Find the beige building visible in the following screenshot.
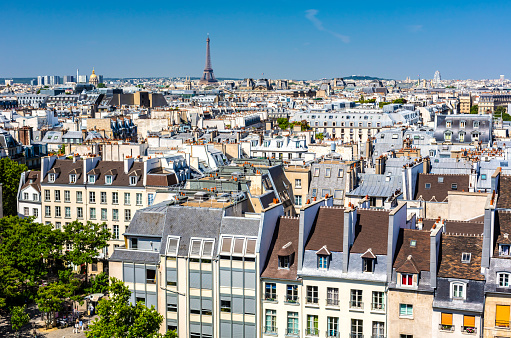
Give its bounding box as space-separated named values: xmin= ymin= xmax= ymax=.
xmin=284 ymin=164 xmax=311 ymax=213
xmin=459 ymin=95 xmax=472 ymax=114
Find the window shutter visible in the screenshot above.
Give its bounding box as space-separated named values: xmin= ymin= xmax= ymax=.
xmin=496 ymin=305 xmax=510 ymax=327
xmin=441 ymin=313 xmax=452 ymax=325
xmin=463 ymin=315 xmax=475 ymax=327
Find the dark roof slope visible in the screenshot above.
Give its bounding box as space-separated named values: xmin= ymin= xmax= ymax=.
xmin=350 ymin=209 xmax=390 ymax=255
xmin=414 ymin=173 xmax=469 ymax=201
xmin=261 ymin=216 xmax=300 ymax=280
xmin=305 ymin=207 xmax=345 ymax=252
xmin=43 ymin=159 xmax=82 ymax=184
xmin=438 ymin=234 xmax=484 ymax=281
xmin=21 ymin=171 xmax=41 ymax=192
xmin=498 ymin=175 xmax=511 ymax=209
xmin=393 ymin=229 xmax=431 ymax=273
xmin=494 ymin=211 xmax=511 ymax=257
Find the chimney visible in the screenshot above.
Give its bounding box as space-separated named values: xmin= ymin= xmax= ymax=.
xmin=124 ymin=157 xmax=134 ymax=174
xmin=429 ymin=220 xmax=443 ymax=288
xmin=365 ymin=138 xmax=372 ymax=158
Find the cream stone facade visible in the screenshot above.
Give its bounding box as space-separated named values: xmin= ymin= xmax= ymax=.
xmin=387 ymin=290 xmax=434 ymax=337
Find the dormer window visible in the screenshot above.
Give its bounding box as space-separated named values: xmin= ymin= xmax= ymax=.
xmin=279 ymin=255 xmax=290 ymax=269
xmin=105 ymin=175 xmax=113 ymax=185
xmin=500 ymin=244 xmax=511 ymax=257
xmin=69 ymin=174 xmax=76 ymax=184
xmin=48 ymin=173 xmax=56 ymax=183
xmin=88 ymin=175 xmax=96 ymax=183
xmin=363 ymin=258 xmax=375 ymax=273
xmin=446 ymin=121 xmax=452 ymax=128
xmin=499 ymin=272 xmax=510 ymax=287
xmin=129 ymin=176 xmax=137 ymax=185
xmin=461 ymin=252 xmax=471 ymax=263
xmin=318 ymin=255 xmax=329 ymax=269
xmin=401 ymin=274 xmax=414 ymax=286
xmin=451 ymin=282 xmax=466 ymax=299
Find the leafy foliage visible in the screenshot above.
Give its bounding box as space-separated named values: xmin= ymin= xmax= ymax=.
xmin=315 ymin=133 xmax=324 ymax=140
xmin=10 ymin=305 xmax=30 ymax=332
xmin=470 ymin=105 xmax=479 ymax=114
xmin=97 ymin=83 xmax=106 ymax=88
xmin=0 ymin=158 xmax=28 ymax=215
xmin=277 ymin=118 xmax=289 ymax=130
xmin=36 ymin=282 xmax=70 ymax=329
xmin=86 ymin=272 xmax=109 ymax=295
xmin=87 ymin=278 xmax=177 ymax=338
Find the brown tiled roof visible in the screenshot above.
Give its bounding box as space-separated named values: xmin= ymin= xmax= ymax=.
xmin=396 ymin=255 xmax=420 ymax=274
xmin=361 ymin=248 xmax=376 ymax=259
xmin=444 ymin=220 xmax=484 ymax=235
xmin=414 ymin=173 xmax=470 ymax=201
xmin=304 ymin=207 xmax=345 ymax=252
xmin=350 ymin=209 xmax=390 ymax=255
xmin=20 ymin=171 xmax=41 ymax=193
xmin=316 ymin=246 xmax=331 ymax=256
xmin=42 ymin=159 xmax=82 ymax=184
xmin=393 ymin=229 xmax=431 ymax=272
xmin=438 ymin=234 xmax=484 ymax=281
xmin=494 ymin=211 xmax=511 ymax=257
xmin=498 ymin=175 xmax=511 ymax=209
xmin=146 ymin=173 xmax=178 ymax=187
xmin=261 ymin=216 xmax=300 ymax=280
xmin=420 ymin=219 xmax=438 ymax=231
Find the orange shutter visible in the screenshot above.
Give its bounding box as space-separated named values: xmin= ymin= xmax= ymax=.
xmin=441 ymin=313 xmax=453 ymax=325
xmin=463 ymin=315 xmax=475 ymax=327
xmin=496 ymin=305 xmax=510 ymax=327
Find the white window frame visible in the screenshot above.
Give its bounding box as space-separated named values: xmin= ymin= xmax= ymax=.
xmin=165 ymin=236 xmax=180 ymax=256
xmin=48 ymin=173 xmax=56 ymax=183
xmin=129 ymin=176 xmax=137 ymax=186
xmin=188 ymin=237 xmax=215 ymax=258
xmin=461 ymin=252 xmax=471 ymax=263
xmin=105 ymin=175 xmax=113 ymax=185
xmin=88 ymin=175 xmax=96 ymax=183
xmin=69 ymin=174 xmax=76 ymax=184
xmin=450 ymin=282 xmax=466 ymax=299
xmin=498 ymin=272 xmax=510 ymax=287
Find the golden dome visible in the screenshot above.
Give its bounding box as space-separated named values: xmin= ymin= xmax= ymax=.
xmin=90 ymin=68 xmax=98 ymax=80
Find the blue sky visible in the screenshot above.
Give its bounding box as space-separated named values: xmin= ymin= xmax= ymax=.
xmin=1 ymin=0 xmax=509 ymax=80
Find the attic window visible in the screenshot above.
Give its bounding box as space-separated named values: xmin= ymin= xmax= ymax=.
xmin=166 ymin=236 xmax=180 ymax=256
xmin=438 ymin=177 xmax=444 ymax=183
xmin=129 ymin=176 xmax=137 ymax=185
xmin=88 ymin=175 xmax=96 ymax=183
xmin=105 ymin=175 xmax=113 ymax=185
xmin=69 ymin=174 xmax=76 ymax=184
xmin=425 ymin=183 xmax=431 ymax=189
xmin=48 ymin=173 xmax=56 ymax=183
xmin=499 ymin=244 xmax=510 ymax=257
xmin=318 ymin=255 xmax=329 ymax=269
xmin=279 ymin=255 xmax=290 ymax=269
xmin=461 ymin=252 xmax=471 ymax=263
xmin=451 ymin=183 xmax=458 ymax=190
xmin=363 ymin=258 xmax=374 ymax=273
xmin=410 ymin=240 xmax=417 ymax=247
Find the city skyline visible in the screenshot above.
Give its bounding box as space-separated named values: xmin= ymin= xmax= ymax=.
xmin=1 ymin=0 xmax=510 ymax=79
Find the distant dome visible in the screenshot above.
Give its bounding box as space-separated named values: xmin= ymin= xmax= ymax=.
xmin=89 ymin=68 xmax=99 ymax=85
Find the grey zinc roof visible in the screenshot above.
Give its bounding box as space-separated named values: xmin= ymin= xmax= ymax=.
xmin=109 ymin=248 xmax=160 ymax=264
xmin=348 ymin=173 xmax=402 ymax=198
xmin=125 ymin=205 xmax=167 ymax=237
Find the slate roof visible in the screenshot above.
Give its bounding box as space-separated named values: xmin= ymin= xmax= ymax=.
xmin=437 ymin=234 xmax=484 ymax=281
xmin=393 ymin=229 xmax=431 ymax=273
xmin=494 ymin=211 xmax=511 ymax=257
xmin=498 ymin=175 xmax=511 ymax=209
xmin=261 ymin=216 xmax=300 ymax=280
xmin=125 ymin=206 xmax=167 ymax=237
xmin=305 ymin=207 xmax=345 ymax=252
xmin=109 ymin=248 xmax=160 ymax=264
xmin=20 ymin=170 xmax=41 ymax=193
xmin=350 ymin=209 xmax=390 ymax=255
xmin=347 ymin=173 xmax=402 ymax=198
xmin=414 ymin=173 xmax=470 ymax=201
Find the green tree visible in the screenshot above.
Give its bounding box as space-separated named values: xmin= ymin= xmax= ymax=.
xmin=379 ymin=102 xmax=391 ymax=108
xmin=36 ymin=282 xmax=70 ymax=329
xmin=97 ymin=83 xmax=106 ymax=88
xmin=470 ymin=105 xmax=479 ymax=114
xmin=86 ymin=272 xmax=109 ymax=294
xmin=10 ymin=305 xmax=30 ymax=335
xmin=277 ymin=118 xmax=289 ymax=130
xmin=63 ymin=221 xmax=111 ymax=284
xmin=392 ymin=98 xmax=407 ymax=104
xmin=0 ymin=157 xmax=28 ymax=215
xmin=87 ymin=278 xmax=177 ymax=338
xmin=0 ymin=216 xmax=63 ymax=309
xmin=316 ymin=133 xmax=324 ymax=140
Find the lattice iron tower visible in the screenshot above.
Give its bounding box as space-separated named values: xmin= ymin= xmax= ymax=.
xmin=199 ymin=35 xmax=218 ymax=85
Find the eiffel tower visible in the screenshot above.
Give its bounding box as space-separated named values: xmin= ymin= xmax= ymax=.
xmin=199 ymin=35 xmax=218 ymax=85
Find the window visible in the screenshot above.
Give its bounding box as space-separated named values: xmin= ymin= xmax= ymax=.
xmin=372 ymin=321 xmax=385 ymax=338
xmin=499 ymin=244 xmax=510 ymax=256
xmin=55 ymin=222 xmax=61 ymax=230
xmin=318 ymin=255 xmax=329 ymax=269
xmin=32 ymin=193 xmax=38 ymax=201
xmin=444 ymin=131 xmax=452 ymax=141
xmin=148 ymin=194 xmax=154 ymax=206
xmin=33 ymin=208 xmax=38 ymax=217
xmin=327 ymin=317 xmax=339 ymax=338
xmin=265 ymin=309 xmax=277 ymax=334
xmin=481 ymin=174 xmax=487 ymax=180
xmin=400 ymin=335 xmax=413 ymax=338
xmin=279 ymin=255 xmax=290 ymax=269
xmin=451 ymin=282 xmax=466 ymax=299
xmin=473 ymin=121 xmax=479 ymax=128
xmin=461 ymin=121 xmax=466 ymax=128
xmin=438 ymin=177 xmax=444 ymax=183
xmin=54 ymin=190 xmax=60 ymax=202
xmin=496 ymin=305 xmax=510 ymax=328
xmin=461 ymin=252 xmax=471 ymax=263
xmin=334 ymin=190 xmax=343 ymax=199
xmin=351 ymin=319 xmax=363 ymax=338
xmin=55 ymin=206 xmax=61 ymax=217
xmin=286 ymin=311 xmax=299 ymax=336
xmin=69 ymin=174 xmax=76 ymax=184
xmin=100 ymin=192 xmax=107 ymax=204
xmin=112 ymin=225 xmax=119 ymax=240
xmin=325 ymin=168 xmax=331 ymax=177
xmin=294 ymin=195 xmax=302 ymax=205
xmin=350 ymin=289 xmax=363 ymax=309
xmin=90 ymin=208 xmax=96 ymax=219
xmin=286 ymin=285 xmax=298 ymax=303
xmin=401 ymin=273 xmax=413 ymax=286
xmin=101 ymin=208 xmax=107 ymax=220
xmin=129 ymin=176 xmax=137 ymax=185
xmin=338 ymin=169 xmax=344 ymax=177
xmin=392 ymin=134 xmax=399 ymax=139
xmin=88 ymin=175 xmax=95 ymax=183
xmin=372 ymin=291 xmax=384 ymax=311
xmin=306 ymin=315 xmax=318 ymax=336
xmin=167 ymin=299 xmax=177 ymax=312
xmin=451 ymin=183 xmax=458 ymax=190
xmin=76 ymin=191 xmax=82 ymax=203
xmin=295 ymin=179 xmax=301 ymax=188
xmin=146 ymin=269 xmax=156 ymax=284
xmin=112 ymin=192 xmax=118 ymax=204
xmin=410 ymin=240 xmax=417 ymax=247
xmin=399 ymin=304 xmax=413 ymax=317
xmin=24 ymin=192 xmax=29 ymax=200
xmin=48 ymin=173 xmax=56 ymax=183
xmin=463 ymin=315 xmax=476 ymax=333
xmin=124 ymin=193 xmax=130 ymax=205
xmin=264 ymin=283 xmax=276 ymax=301
xmin=112 ymin=209 xmax=119 ymax=221
xmin=440 ymin=313 xmax=453 ymax=331
xmin=65 ymin=207 xmax=71 ymax=218
xmin=459 ymin=132 xmax=465 ymax=142
xmin=363 ymin=258 xmax=374 ymax=273
xmin=125 ymin=209 xmax=131 ymax=222
xmin=446 ymin=121 xmax=452 ymax=128
xmin=307 ymin=285 xmax=318 ymax=304
xmin=77 ymin=207 xmax=83 ymax=218
xmin=220 ymin=300 xmax=231 ymax=313
xmin=131 ymin=238 xmax=138 ymax=249
xmin=23 ymin=207 xmax=29 ymax=216
xmin=314 ymin=168 xmax=320 ymax=177
xmin=64 ymin=190 xmax=70 ymax=202
xmin=105 ymin=175 xmax=113 ymax=184
xmin=425 ymin=183 xmax=431 ymax=189
xmin=136 ymin=193 xmax=142 ymax=206
xmin=499 ymin=272 xmax=510 ymax=287
xmin=327 ymin=287 xmax=339 ymax=306
xmin=89 ymin=191 xmax=95 ymax=203
xmin=311 ymin=188 xmax=317 ymax=197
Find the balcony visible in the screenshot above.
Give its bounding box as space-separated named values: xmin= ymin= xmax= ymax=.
xmin=264 ymin=326 xmax=278 ymax=335
xmin=326 ymin=331 xmax=339 ymax=338
xmin=371 ymin=303 xmax=385 ymax=312
xmin=326 ymin=298 xmax=339 ymax=307
xmin=461 ymin=326 xmax=476 ymax=334
xmin=438 ymin=324 xmax=454 ymax=332
xmin=285 ymin=295 xmax=299 ymax=304
xmin=349 ymin=300 xmax=364 ymax=310
xmin=306 ymin=296 xmax=319 ymax=305
xmin=305 ymin=328 xmax=319 ymax=337
xmin=286 ymin=328 xmax=299 ymax=336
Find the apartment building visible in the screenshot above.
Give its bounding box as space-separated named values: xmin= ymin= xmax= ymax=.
xmin=284 ymin=164 xmax=311 ymax=212
xmin=17 ymin=170 xmax=42 ymax=223
xmin=39 ymin=155 xmax=180 ymax=260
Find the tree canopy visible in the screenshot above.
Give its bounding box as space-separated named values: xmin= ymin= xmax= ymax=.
xmin=0 ymin=157 xmax=28 ymax=216
xmin=277 ymin=118 xmax=289 ymax=130
xmin=470 ymin=105 xmax=479 ymax=114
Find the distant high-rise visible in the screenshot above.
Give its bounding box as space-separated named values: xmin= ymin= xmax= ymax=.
xmin=501 ymin=75 xmax=505 ymax=81
xmin=199 ymin=35 xmax=218 ymax=85
xmin=37 ymin=76 xmax=44 ymax=86
xmin=78 ymin=75 xmax=88 ymax=83
xmin=433 ymin=70 xmax=441 ymax=84
xmin=49 ymin=75 xmax=60 ymax=85
xmin=63 ymin=75 xmax=75 ymax=83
